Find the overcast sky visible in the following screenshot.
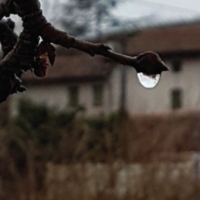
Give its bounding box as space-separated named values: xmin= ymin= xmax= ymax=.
xmin=111 ymin=0 xmax=200 ymax=22
xmin=11 ymin=0 xmax=200 ymax=34
xmin=40 ymin=0 xmax=200 ymax=20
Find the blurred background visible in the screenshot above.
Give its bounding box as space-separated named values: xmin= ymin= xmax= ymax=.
xmin=2 ymin=0 xmax=200 ymax=199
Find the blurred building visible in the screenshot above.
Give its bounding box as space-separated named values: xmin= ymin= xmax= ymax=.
xmin=10 ymin=20 xmax=200 ymax=116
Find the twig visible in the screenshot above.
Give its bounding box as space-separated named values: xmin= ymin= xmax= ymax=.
xmin=0 ymin=19 xmax=18 ymax=57
xmin=0 ymin=0 xmax=168 ymax=103
xmin=41 ymin=24 xmax=138 ymax=67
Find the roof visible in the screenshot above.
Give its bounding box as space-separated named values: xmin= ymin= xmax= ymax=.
xmin=126 ymin=21 xmax=200 ymax=55
xmin=22 ymin=53 xmax=113 ymax=83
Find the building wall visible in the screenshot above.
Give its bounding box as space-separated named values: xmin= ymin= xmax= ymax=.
xmin=125 ymin=57 xmax=200 ymax=115
xmin=10 ymin=84 xmax=68 ymax=116
xmin=10 ymin=57 xmax=200 ymax=117
xmin=10 ymin=76 xmax=121 ymax=117
xmin=105 ymin=65 xmax=122 ymax=113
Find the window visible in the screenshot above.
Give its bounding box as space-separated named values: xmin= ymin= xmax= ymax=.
xmin=172 ymin=60 xmax=182 ymax=72
xmin=93 ymin=84 xmax=104 ymax=106
xmin=68 ymin=85 xmax=79 ymax=107
xmin=171 ymin=88 xmax=182 ymax=109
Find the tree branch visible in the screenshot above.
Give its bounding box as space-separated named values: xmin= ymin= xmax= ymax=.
xmin=41 ymin=24 xmax=138 ymax=67
xmin=0 ymin=0 xmax=168 ymax=103
xmin=0 ymin=0 xmax=16 ymax=19
xmin=0 ymin=19 xmax=18 ymax=57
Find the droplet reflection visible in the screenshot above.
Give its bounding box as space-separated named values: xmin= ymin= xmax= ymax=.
xmin=137 ymin=73 xmax=161 ymax=89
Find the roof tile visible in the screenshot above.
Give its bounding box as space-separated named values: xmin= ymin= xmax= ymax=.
xmin=127 ymin=22 xmax=200 ymax=54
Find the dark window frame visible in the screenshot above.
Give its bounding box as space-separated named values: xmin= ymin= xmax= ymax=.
xmin=172 ymin=60 xmax=182 ymax=73
xmin=93 ymin=84 xmax=104 ymax=106
xmin=171 ymin=88 xmax=182 ymax=109
xmin=68 ymin=85 xmax=79 ymax=107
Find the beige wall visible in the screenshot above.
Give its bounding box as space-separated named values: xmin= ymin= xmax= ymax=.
xmin=124 ymin=58 xmax=200 ymax=115
xmin=10 ymin=78 xmax=119 ymax=117
xmin=10 ymin=57 xmax=200 ymax=117
xmin=10 ymin=85 xmax=68 ymax=116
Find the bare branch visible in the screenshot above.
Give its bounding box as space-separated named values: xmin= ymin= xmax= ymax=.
xmin=40 ymin=24 xmax=139 ymax=68
xmin=0 ymin=0 xmax=16 ymax=19
xmin=0 ymin=19 xmax=18 ymax=57
xmin=0 ymin=0 xmax=168 ymax=103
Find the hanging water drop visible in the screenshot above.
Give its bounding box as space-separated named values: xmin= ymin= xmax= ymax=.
xmin=137 ymin=73 xmax=161 ymax=89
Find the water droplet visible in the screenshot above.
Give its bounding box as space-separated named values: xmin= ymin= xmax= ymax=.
xmin=137 ymin=73 xmax=161 ymax=89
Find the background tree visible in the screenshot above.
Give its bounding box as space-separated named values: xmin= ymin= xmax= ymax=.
xmin=52 ymin=0 xmax=119 ymax=37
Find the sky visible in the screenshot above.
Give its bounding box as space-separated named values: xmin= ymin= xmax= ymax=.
xmin=10 ymin=0 xmax=200 ymax=35
xmin=39 ymin=0 xmax=200 ymax=21
xmin=45 ymin=0 xmax=200 ymax=34
xmin=111 ymin=0 xmax=200 ymax=23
